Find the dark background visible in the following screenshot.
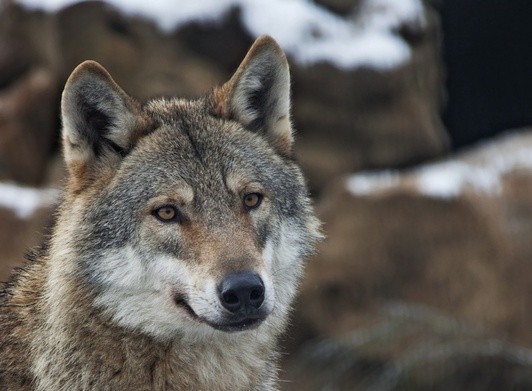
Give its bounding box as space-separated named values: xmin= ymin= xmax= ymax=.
xmin=442 ymin=0 xmax=532 ymax=147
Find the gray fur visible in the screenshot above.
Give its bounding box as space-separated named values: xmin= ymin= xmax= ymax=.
xmin=0 ymin=35 xmax=321 ymax=390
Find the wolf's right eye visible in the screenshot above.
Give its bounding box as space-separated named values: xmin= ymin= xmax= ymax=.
xmin=153 ymin=205 xmax=181 ymax=223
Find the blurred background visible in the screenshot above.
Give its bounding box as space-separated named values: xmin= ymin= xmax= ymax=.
xmin=1 ymin=0 xmax=532 ymax=389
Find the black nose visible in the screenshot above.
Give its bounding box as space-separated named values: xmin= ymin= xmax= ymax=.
xmin=218 ymin=272 xmax=265 ymax=313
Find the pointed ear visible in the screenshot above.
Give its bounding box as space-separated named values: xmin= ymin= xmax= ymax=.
xmin=61 ymin=61 xmax=151 ymax=186
xmin=214 ymin=35 xmax=294 ymax=156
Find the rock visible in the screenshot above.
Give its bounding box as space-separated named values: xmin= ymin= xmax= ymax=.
xmin=56 ymin=1 xmax=224 ymax=101
xmin=174 ymin=7 xmax=253 ymax=76
xmin=0 ymin=2 xmax=60 ymax=73
xmin=0 ymin=183 xmax=58 ymax=281
xmin=283 ymin=130 xmax=532 ymax=389
xmin=0 ymin=207 xmax=53 ymax=282
xmin=314 ymin=0 xmax=361 ymax=16
xmin=297 ymin=186 xmax=512 ymax=338
xmin=0 ymin=3 xmax=62 ymax=186
xmin=293 ymin=0 xmax=449 ymax=191
xmin=284 ymin=302 xmax=532 ymax=390
xmin=0 ymin=68 xmax=60 ymax=185
xmin=0 ymin=36 xmax=35 ymax=89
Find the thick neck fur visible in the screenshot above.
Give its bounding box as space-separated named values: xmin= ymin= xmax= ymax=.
xmin=34 ymin=281 xmax=277 ymax=390
xmin=16 ymin=218 xmax=280 ymax=391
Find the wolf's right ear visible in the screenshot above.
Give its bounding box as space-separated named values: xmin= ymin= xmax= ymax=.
xmin=61 ymin=61 xmax=151 ymax=187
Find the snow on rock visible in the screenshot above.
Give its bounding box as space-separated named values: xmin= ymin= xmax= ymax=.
xmin=0 ymin=183 xmax=59 ymax=219
xmin=347 ymin=131 xmax=532 ymax=199
xmin=17 ymin=0 xmax=425 ymax=70
xmin=346 ymin=170 xmax=402 ymax=196
xmin=416 ymin=162 xmax=501 ymax=199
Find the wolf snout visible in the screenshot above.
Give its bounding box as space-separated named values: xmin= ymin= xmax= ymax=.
xmin=218 ymin=272 xmax=265 ymax=314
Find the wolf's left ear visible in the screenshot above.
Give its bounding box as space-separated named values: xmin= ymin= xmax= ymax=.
xmin=214 ymin=35 xmax=293 ymax=156
xmin=61 ymin=61 xmax=151 ymax=186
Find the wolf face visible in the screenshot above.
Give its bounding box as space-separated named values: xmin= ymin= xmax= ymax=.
xmin=58 ymin=36 xmax=321 ymax=341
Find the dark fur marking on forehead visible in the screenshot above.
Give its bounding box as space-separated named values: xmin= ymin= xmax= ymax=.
xmin=180 ymin=119 xmax=204 ymax=164
xmin=144 ymin=98 xmax=216 ymax=165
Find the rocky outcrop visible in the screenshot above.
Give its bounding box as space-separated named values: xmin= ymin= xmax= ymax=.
xmin=0 ymin=69 xmax=60 ymax=185
xmin=55 ymin=1 xmax=224 ymax=101
xmin=0 ymin=3 xmax=61 ymax=186
xmin=294 ymin=1 xmax=448 ymax=190
xmin=284 ymin=130 xmax=532 ymax=389
xmin=285 ymin=302 xmax=532 ymax=390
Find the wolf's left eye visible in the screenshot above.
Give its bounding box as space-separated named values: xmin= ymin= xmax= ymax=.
xmin=243 ymin=193 xmax=263 ymax=210
xmin=153 ymin=205 xmax=181 ymax=223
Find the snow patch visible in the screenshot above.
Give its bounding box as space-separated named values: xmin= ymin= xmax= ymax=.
xmin=346 ymin=171 xmax=402 ymax=195
xmin=0 ymin=183 xmax=59 ymax=219
xmin=347 ymin=132 xmax=532 ymax=199
xmin=18 ymin=0 xmax=425 ymax=70
xmin=416 ymin=162 xmax=501 ymax=199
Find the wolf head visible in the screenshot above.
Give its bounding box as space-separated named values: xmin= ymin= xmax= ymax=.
xmin=58 ymin=36 xmax=321 ymax=340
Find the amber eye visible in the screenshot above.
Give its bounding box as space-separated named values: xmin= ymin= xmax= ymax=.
xmin=243 ymin=193 xmax=263 ymax=210
xmin=153 ymin=205 xmax=180 ymax=222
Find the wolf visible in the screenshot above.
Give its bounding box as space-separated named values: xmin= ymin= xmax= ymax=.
xmin=0 ymin=35 xmax=321 ymax=390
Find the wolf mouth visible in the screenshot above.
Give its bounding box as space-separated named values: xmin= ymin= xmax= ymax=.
xmin=174 ymin=294 xmax=265 ymax=332
xmin=207 ymin=317 xmax=265 ymax=333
